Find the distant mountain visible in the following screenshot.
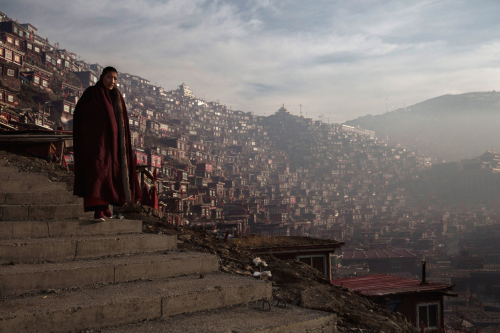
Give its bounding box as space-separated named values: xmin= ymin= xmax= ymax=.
xmin=346 ymin=91 xmax=500 ymax=162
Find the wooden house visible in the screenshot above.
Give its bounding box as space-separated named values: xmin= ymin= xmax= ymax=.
xmin=0 ymin=21 xmax=27 ymax=42
xmin=0 ymin=87 xmax=18 ymax=106
xmin=147 ymin=150 xmax=162 ymax=172
xmin=133 ymin=149 xmax=148 ymax=165
xmin=331 ymin=270 xmax=454 ymax=331
xmin=72 ymin=70 xmax=98 ymax=88
xmin=51 ymin=100 xmax=76 ymax=123
xmin=0 ymin=43 xmax=24 ymax=91
xmin=21 ymin=66 xmax=52 ymax=89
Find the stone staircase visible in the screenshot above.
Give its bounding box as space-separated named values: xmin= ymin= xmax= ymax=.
xmin=0 ymin=159 xmax=337 ymax=332
xmin=0 ymin=160 xmax=273 ymax=332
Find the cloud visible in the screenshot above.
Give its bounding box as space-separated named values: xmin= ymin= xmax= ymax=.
xmin=4 ymin=0 xmax=500 ymax=121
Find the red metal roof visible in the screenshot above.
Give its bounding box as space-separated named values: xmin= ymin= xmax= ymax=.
xmin=331 ymin=274 xmax=453 ymax=296
xmin=342 ymin=249 xmax=416 ymax=260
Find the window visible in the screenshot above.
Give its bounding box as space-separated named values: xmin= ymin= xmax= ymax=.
xmin=64 ymin=105 xmax=70 ymax=113
xmin=42 ymin=80 xmax=48 ymax=87
xmin=34 ymin=76 xmax=40 ymax=84
xmin=15 ymin=40 xmax=19 ymax=47
xmin=297 ymin=255 xmax=326 ymax=276
xmin=7 ymin=95 xmax=14 ymax=103
xmin=27 ymin=43 xmax=32 ymax=50
xmin=418 ymin=303 xmax=438 ymax=329
xmin=13 ymin=27 xmax=18 ymax=33
xmin=46 ymin=55 xmax=51 ymax=62
xmin=19 ymin=30 xmax=23 ymax=37
xmin=70 ymin=107 xmax=75 ymax=115
xmin=391 ymin=262 xmax=401 ymax=269
xmin=5 ymin=50 xmax=12 ymax=60
xmin=34 ymin=46 xmax=40 ymax=53
xmin=478 ymin=285 xmax=487 ymax=292
xmin=14 ymin=55 xmax=20 ymax=63
xmin=0 ymin=49 xmax=3 ymax=56
xmin=493 ymin=286 xmax=500 ymax=293
xmin=7 ymin=69 xmax=14 ymax=77
xmin=6 ymin=36 xmax=13 ymax=43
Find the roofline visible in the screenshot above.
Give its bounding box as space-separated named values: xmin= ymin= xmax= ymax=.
xmin=342 ymin=257 xmax=417 ymax=261
xmin=345 ymin=285 xmax=456 ymax=297
xmin=250 ymin=242 xmax=345 ymax=254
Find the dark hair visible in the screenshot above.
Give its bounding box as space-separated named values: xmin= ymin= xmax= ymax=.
xmin=101 ymin=66 xmax=118 ymax=78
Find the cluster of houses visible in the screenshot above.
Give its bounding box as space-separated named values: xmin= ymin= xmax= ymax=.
xmin=4 ymin=10 xmax=500 ymax=331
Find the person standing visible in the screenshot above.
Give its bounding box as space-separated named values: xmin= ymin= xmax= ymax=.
xmin=73 ymin=67 xmax=139 ymax=221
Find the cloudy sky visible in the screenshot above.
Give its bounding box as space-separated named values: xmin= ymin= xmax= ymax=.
xmin=4 ymin=0 xmax=500 ymax=121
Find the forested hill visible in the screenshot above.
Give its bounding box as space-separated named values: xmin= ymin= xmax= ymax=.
xmin=346 ymin=91 xmax=500 ymax=162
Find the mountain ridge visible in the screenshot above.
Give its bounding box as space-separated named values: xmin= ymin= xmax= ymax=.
xmin=346 ymin=91 xmax=500 ymax=162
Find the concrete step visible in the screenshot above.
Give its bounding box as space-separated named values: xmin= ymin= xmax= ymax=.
xmin=0 ymin=191 xmax=82 ymax=205
xmin=0 ymin=165 xmax=18 ymax=173
xmin=0 ymin=171 xmax=49 ymax=181
xmin=100 ymin=302 xmax=338 ymax=333
xmin=0 ymin=234 xmax=177 ymax=264
xmin=0 ymin=272 xmax=271 ymax=333
xmin=0 ymin=180 xmax=66 ymax=193
xmin=0 ymin=219 xmax=143 ymax=240
xmin=0 ymin=203 xmax=92 ymax=221
xmin=0 ymin=251 xmax=219 ymax=296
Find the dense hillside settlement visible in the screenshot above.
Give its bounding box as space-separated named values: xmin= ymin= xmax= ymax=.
xmin=3 ymin=9 xmax=500 ymax=332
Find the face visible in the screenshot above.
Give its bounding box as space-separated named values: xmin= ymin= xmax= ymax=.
xmin=102 ymin=71 xmax=117 ymax=90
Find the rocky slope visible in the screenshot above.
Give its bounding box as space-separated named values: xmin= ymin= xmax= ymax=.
xmin=134 ymin=211 xmax=417 ymax=333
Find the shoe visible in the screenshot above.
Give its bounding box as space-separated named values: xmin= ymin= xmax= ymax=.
xmin=94 ymin=210 xmax=105 ymax=222
xmin=104 ymin=207 xmax=113 ymax=218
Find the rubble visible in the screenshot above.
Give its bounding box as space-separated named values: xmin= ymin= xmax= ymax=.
xmin=136 ymin=215 xmax=417 ymax=333
xmin=0 ymin=150 xmax=74 ymax=190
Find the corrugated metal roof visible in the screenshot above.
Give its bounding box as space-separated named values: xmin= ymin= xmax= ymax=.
xmin=342 ymin=249 xmax=416 ymax=260
xmin=331 ymin=274 xmax=453 ymax=296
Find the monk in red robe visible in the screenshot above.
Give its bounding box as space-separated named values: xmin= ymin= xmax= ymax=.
xmin=73 ymin=67 xmax=139 ymax=221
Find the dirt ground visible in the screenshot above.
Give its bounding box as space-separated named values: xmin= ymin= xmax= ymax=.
xmin=0 ymin=150 xmax=74 ymax=191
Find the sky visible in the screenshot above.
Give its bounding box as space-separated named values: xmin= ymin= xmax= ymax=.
xmin=3 ymin=0 xmax=500 ymax=122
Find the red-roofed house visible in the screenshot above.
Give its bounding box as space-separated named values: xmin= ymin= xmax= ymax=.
xmin=332 ymin=272 xmax=454 ymax=331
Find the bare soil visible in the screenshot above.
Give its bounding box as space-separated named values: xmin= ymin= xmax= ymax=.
xmin=0 ymin=150 xmax=74 ymax=191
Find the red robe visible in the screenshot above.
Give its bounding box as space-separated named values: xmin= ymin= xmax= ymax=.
xmin=73 ymin=80 xmax=139 ymax=207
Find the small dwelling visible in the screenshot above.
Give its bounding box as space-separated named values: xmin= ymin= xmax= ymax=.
xmin=331 ymin=265 xmax=454 ymax=332
xmin=250 ymin=242 xmax=344 ymax=281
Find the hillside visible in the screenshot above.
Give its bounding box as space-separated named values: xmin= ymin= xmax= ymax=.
xmin=346 ymin=91 xmax=500 ymax=162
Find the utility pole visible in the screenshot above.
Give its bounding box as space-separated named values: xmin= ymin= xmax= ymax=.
xmin=299 ymin=104 xmax=302 ymax=117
